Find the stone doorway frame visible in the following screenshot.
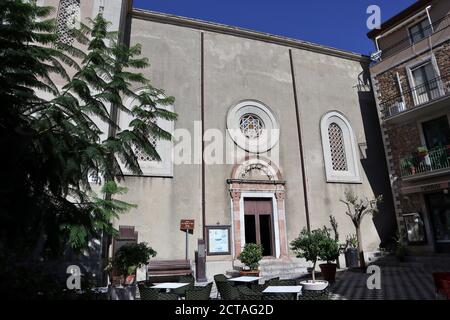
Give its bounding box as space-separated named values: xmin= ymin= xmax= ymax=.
xmin=228 ymin=157 xmax=288 ymax=259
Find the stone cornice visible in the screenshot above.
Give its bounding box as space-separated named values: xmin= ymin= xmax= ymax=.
xmin=132 ymin=9 xmax=369 ymax=63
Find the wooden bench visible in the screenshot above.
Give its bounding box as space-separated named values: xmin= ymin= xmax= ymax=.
xmin=147 ymin=260 xmax=193 ymax=283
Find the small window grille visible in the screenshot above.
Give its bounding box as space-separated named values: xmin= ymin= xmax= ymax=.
xmin=55 ymin=0 xmax=80 ymax=46
xmin=134 ymin=135 xmax=158 ymax=162
xmin=328 ymin=123 xmax=348 ymax=171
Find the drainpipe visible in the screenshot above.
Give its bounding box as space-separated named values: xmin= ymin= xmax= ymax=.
xmin=396 ymin=72 xmax=405 ymax=108
xmin=375 ymin=36 xmax=381 ymax=52
xmin=425 ymin=6 xmax=434 ymax=33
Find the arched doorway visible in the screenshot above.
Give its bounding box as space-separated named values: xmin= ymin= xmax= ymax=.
xmin=228 ymin=157 xmax=288 ymax=259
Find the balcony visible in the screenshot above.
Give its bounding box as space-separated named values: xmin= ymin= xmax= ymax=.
xmin=380 ymin=72 xmax=450 ymax=120
xmin=400 ymin=146 xmax=450 ymax=180
xmin=374 ymin=14 xmax=450 ymax=62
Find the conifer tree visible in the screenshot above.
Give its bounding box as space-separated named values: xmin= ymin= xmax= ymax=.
xmin=0 ymin=0 xmax=176 ymax=264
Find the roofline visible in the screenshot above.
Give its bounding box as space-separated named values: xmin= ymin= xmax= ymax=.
xmin=367 ymin=0 xmax=433 ymax=39
xmin=131 ymin=9 xmax=370 ymax=63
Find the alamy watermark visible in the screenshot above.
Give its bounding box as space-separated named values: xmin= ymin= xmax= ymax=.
xmin=66 ymin=265 xmax=81 ymax=290
xmin=367 ymin=5 xmax=381 ymax=30
xmin=366 ymin=265 xmax=381 ymax=290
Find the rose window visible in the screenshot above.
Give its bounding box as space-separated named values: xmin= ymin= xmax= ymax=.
xmin=239 ymin=114 xmax=264 ymax=139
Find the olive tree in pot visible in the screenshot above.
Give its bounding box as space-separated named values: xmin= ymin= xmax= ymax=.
xmin=318 ymin=228 xmax=340 ymax=282
xmin=238 ymin=243 xmax=263 ymax=276
xmin=107 ymin=242 xmax=156 ymax=300
xmin=290 ymin=228 xmax=329 ymax=291
xmin=340 ymin=190 xmax=383 ymax=269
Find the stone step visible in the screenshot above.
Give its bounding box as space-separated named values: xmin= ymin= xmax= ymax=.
xmin=228 ymin=258 xmax=309 ymax=280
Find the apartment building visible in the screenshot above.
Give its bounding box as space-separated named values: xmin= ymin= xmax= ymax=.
xmin=368 ymin=0 xmax=450 ymax=253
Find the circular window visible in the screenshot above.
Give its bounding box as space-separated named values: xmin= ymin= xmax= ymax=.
xmin=239 ymin=114 xmax=265 ymax=139
xmin=227 ymin=100 xmax=279 ymax=153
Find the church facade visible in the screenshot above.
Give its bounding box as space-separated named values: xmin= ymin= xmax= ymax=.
xmin=41 ymin=0 xmax=396 ymax=279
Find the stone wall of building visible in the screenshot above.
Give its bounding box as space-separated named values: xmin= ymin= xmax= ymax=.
xmin=374 ymin=40 xmax=450 ymax=179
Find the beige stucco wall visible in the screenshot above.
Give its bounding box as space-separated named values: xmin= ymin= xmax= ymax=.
xmin=112 ymin=14 xmax=396 ymax=270
xmin=114 ymin=19 xmax=203 ymax=260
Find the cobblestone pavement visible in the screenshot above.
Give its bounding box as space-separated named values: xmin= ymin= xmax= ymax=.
xmin=328 ymin=262 xmax=450 ymax=300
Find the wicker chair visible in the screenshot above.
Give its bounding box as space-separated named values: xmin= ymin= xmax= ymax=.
xmin=138 ymin=285 xmax=159 ymax=300
xmin=186 ymin=283 xmax=213 ymax=300
xmin=214 ymin=274 xmax=231 ymax=298
xmin=251 ymin=282 xmax=269 ymax=293
xmin=441 ymin=279 xmax=450 ymax=300
xmin=266 ymin=277 xmax=280 ymax=286
xmin=263 ymin=292 xmax=296 ymax=300
xmin=214 ymin=274 xmax=229 ymax=282
xmin=432 ymin=272 xmax=450 ymax=298
xmin=216 ymin=280 xmax=240 ymax=300
xmin=158 ymin=292 xmax=179 ymax=300
xmin=278 ymin=279 xmax=298 ymax=286
xmin=174 ymin=275 xmax=195 ymax=296
xmin=237 ymin=286 xmax=263 ymax=300
xmin=299 ymin=288 xmax=329 ymax=300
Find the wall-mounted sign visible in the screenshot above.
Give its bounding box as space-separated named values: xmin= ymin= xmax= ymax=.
xmin=403 ymin=213 xmax=426 ymax=244
xmin=180 ymin=219 xmax=195 ymax=233
xmin=206 ymin=225 xmax=231 ymax=255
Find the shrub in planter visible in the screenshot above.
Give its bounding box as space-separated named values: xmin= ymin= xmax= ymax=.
xmin=417 ymin=146 xmax=428 ymax=157
xmin=290 ymin=228 xmax=329 ymax=290
xmin=344 ymin=234 xmax=359 ymax=269
xmin=393 ymin=232 xmax=407 ymax=262
xmin=318 ymin=228 xmax=340 ymax=282
xmin=238 ymin=243 xmax=263 ymax=276
xmin=107 ymin=242 xmax=156 ymax=299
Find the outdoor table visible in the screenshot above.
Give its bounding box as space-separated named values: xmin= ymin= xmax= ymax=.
xmin=228 ymin=276 xmax=262 ymax=288
xmin=150 ymin=282 xmax=190 ymax=293
xmin=263 ymin=285 xmax=303 ymax=300
xmin=228 ymin=276 xmax=262 ymax=283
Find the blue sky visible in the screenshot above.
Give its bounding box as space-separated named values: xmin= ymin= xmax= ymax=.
xmin=133 ymin=0 xmax=417 ymax=55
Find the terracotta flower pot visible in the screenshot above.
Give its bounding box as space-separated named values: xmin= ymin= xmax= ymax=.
xmin=239 ymin=269 xmax=260 ymax=277
xmin=319 ymin=263 xmax=337 ymax=282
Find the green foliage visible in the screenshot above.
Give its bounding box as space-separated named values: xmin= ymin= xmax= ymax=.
xmin=392 ymin=231 xmax=407 ymax=261
xmin=0 ymin=1 xmax=176 ymax=262
xmin=290 ymin=228 xmax=339 ymax=264
xmin=238 ymin=243 xmax=263 ymax=270
xmin=318 ymin=233 xmax=340 ymax=263
xmin=345 ymin=234 xmax=358 ymax=249
xmin=291 ymin=228 xmax=323 ymax=263
xmin=340 ymin=190 xmax=383 ymax=228
xmin=329 ymin=215 xmax=339 ymax=242
xmin=109 ymin=243 xmax=157 ymax=278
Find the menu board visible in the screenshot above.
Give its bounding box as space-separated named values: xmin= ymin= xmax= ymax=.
xmin=207 ymin=226 xmax=231 ymax=255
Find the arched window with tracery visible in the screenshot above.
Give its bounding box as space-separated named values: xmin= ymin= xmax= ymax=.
xmin=320 ymin=111 xmax=361 ymax=183
xmin=55 ymin=0 xmax=81 ymax=46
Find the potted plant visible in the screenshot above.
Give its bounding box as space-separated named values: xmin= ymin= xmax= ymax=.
xmin=393 ymin=232 xmax=407 ymax=262
xmin=318 ymin=227 xmax=340 ymax=282
xmin=340 ymin=190 xmax=383 ymax=269
xmin=107 ymin=242 xmax=157 ymax=300
xmin=290 ymin=228 xmax=329 ymax=291
xmin=238 ymin=243 xmax=263 ymax=276
xmin=344 ymin=234 xmax=359 ymax=269
xmin=417 ymin=146 xmax=428 ymax=157
xmin=400 ymin=158 xmax=415 ymax=175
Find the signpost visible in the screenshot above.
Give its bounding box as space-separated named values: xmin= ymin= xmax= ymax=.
xmin=180 ymin=219 xmax=195 ymax=260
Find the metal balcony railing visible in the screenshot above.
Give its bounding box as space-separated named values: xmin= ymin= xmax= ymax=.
xmin=380 ymin=72 xmax=450 ymax=118
xmin=374 ymin=14 xmax=450 ymax=61
xmin=400 ymin=146 xmax=450 ymax=178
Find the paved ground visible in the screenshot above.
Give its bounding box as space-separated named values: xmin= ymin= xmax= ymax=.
xmin=328 ymin=261 xmax=450 ymax=300
xmin=208 ymin=258 xmax=450 ymax=300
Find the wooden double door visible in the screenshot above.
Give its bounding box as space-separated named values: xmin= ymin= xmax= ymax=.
xmin=243 ymin=198 xmax=275 ymax=257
